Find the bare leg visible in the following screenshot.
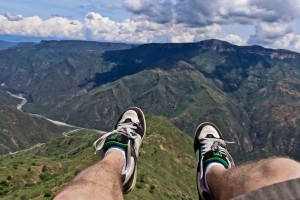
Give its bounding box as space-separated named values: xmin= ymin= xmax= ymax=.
xmin=55 ymin=150 xmax=124 ymax=200
xmin=206 ymin=157 xmax=300 ymax=200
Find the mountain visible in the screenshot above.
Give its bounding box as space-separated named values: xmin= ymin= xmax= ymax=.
xmin=0 ymin=39 xmax=299 ymax=161
xmin=0 ymin=40 xmax=16 ymax=50
xmin=0 ymin=115 xmax=197 ymax=200
xmin=0 ymin=40 xmax=136 ymax=155
xmin=44 ymin=61 xmax=248 ymax=157
xmin=0 ymin=40 xmax=135 ymax=105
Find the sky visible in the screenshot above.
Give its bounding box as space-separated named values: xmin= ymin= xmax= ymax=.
xmin=1 ymin=0 xmax=300 ymax=52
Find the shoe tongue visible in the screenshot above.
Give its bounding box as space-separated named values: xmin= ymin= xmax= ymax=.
xmin=119 ymin=110 xmax=139 ymax=123
xmin=202 ymin=126 xmax=220 ymax=139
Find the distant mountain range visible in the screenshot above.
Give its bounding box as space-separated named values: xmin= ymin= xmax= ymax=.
xmin=0 ymin=40 xmax=16 ymax=50
xmin=0 ymin=39 xmax=299 ymax=162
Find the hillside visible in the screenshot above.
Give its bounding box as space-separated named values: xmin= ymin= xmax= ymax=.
xmin=0 ymin=39 xmax=299 ymax=161
xmin=0 ymin=115 xmax=197 ymax=200
xmin=0 ymin=88 xmax=21 ymax=107
xmin=0 ymin=40 xmax=135 ymax=105
xmin=0 ymin=87 xmax=72 ymax=154
xmin=0 ymin=104 xmax=70 ymax=154
xmin=43 ymin=61 xmax=247 ymax=157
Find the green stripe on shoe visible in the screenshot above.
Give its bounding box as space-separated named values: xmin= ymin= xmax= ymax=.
xmin=104 ymin=141 xmax=128 ymax=149
xmin=204 ymin=157 xmax=229 ymax=168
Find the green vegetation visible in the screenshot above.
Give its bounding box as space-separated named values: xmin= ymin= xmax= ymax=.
xmin=126 ymin=114 xmax=196 ymax=200
xmin=0 ymin=105 xmax=69 ymax=154
xmin=0 ymin=129 xmax=99 ymax=199
xmin=0 ymin=115 xmax=197 ymax=200
xmin=0 ymin=39 xmax=300 ymax=175
xmin=0 ymin=88 xmax=21 ymax=107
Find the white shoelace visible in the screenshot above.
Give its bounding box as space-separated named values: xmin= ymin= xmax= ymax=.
xmin=201 ymin=138 xmax=234 ymax=154
xmin=93 ymin=122 xmax=139 ymax=154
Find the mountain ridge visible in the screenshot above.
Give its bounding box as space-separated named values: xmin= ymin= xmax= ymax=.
xmin=0 ymin=39 xmax=299 ymax=199
xmin=0 ymin=39 xmax=299 ymax=160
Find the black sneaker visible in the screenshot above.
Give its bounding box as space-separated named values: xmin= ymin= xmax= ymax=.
xmin=93 ymin=107 xmax=146 ymax=193
xmin=194 ymin=122 xmax=235 ymax=200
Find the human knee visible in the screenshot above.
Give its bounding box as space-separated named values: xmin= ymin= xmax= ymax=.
xmin=261 ymin=157 xmax=300 ymax=178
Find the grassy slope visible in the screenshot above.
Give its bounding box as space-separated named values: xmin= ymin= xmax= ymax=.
xmin=126 ymin=114 xmax=196 ymax=200
xmin=0 ymin=105 xmax=69 ymax=154
xmin=0 ymin=129 xmax=99 ymax=199
xmin=0 ymin=88 xmax=21 ymax=107
xmin=0 ymin=115 xmax=197 ymax=200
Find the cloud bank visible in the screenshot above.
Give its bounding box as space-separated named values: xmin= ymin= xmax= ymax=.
xmin=0 ymin=12 xmax=221 ymax=43
xmin=4 ymin=12 xmax=24 ymax=21
xmin=123 ymin=0 xmax=300 ymax=50
xmin=1 ymin=0 xmax=300 ymax=52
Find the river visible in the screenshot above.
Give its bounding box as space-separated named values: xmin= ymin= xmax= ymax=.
xmin=6 ymin=91 xmax=81 ymax=129
xmin=1 ymin=91 xmax=105 ymax=156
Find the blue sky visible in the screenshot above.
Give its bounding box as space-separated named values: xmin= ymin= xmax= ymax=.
xmin=1 ymin=0 xmax=300 ymax=52
xmin=0 ymin=0 xmax=129 ymax=21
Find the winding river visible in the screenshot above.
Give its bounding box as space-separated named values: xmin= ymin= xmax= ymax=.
xmin=1 ymin=91 xmax=105 ymax=156
xmin=6 ymin=91 xmax=79 ymax=128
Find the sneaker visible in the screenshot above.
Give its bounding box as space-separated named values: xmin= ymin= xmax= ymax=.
xmin=93 ymin=107 xmax=146 ymax=193
xmin=194 ymin=122 xmax=235 ymax=200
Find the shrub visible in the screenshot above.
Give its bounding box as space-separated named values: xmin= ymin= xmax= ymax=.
xmin=42 ymin=165 xmax=48 ymax=172
xmin=39 ymin=173 xmax=56 ymax=181
xmin=149 ymin=184 xmax=156 ymax=193
xmin=44 ymin=189 xmax=52 ymax=197
xmin=19 ymin=195 xmax=29 ymax=200
xmin=0 ymin=180 xmax=8 ymax=187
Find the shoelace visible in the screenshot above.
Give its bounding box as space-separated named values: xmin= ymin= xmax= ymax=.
xmin=93 ymin=122 xmax=139 ymax=154
xmin=201 ymin=137 xmax=235 ymax=153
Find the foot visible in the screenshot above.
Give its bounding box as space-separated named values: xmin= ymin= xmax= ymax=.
xmin=93 ymin=107 xmax=146 ymax=193
xmin=194 ymin=122 xmax=235 ymax=200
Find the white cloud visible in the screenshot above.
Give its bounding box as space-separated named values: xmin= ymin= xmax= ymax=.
xmin=123 ymin=0 xmax=147 ymax=12
xmin=294 ymin=35 xmax=300 ymax=49
xmin=42 ymin=17 xmax=84 ymax=38
xmin=4 ymin=12 xmax=24 ymax=21
xmin=223 ymin=34 xmax=247 ymax=46
xmin=248 ymin=22 xmax=292 ymax=45
xmin=121 ymin=0 xmax=300 ymax=51
xmin=268 ymin=33 xmax=300 ymax=50
xmin=272 ymin=33 xmax=296 ymax=49
xmin=83 ymin=12 xmax=221 ymax=43
xmin=122 ymin=0 xmax=300 ymax=26
xmin=1 ymin=1 xmax=300 ymax=52
xmin=0 ymin=15 xmax=83 ymax=38
xmin=122 ymin=0 xmax=279 ymax=26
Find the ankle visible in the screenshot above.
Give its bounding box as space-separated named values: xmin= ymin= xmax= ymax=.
xmin=204 ymin=163 xmax=225 ymax=191
xmin=206 ymin=165 xmax=227 ymax=199
xmin=104 ymin=149 xmax=126 ymax=172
